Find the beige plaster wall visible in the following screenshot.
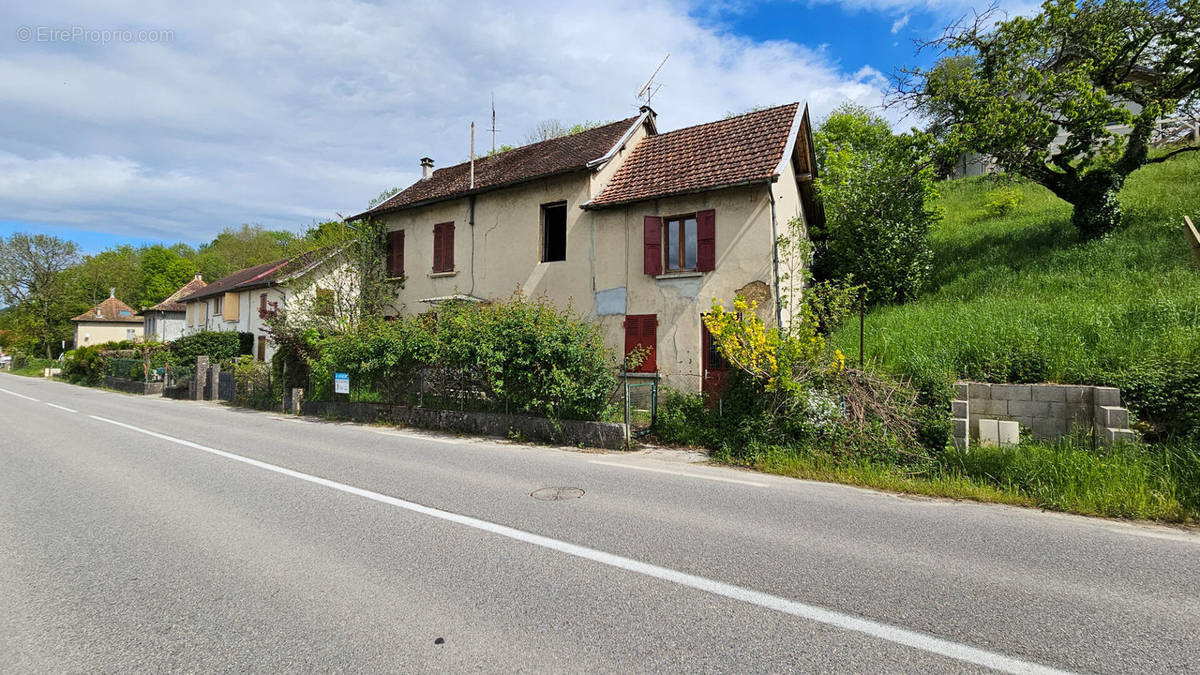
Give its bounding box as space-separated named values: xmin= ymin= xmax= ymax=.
xmin=74 ymin=321 xmax=143 ymax=346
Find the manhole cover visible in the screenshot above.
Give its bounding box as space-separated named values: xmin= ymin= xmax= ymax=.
xmin=531 ymin=487 xmax=585 ymax=501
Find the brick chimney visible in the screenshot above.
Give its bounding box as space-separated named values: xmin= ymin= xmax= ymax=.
xmin=420 ymin=157 xmax=434 ymax=181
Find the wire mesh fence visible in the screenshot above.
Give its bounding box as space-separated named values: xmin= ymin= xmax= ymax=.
xmin=105 ymin=357 xmax=155 ymax=382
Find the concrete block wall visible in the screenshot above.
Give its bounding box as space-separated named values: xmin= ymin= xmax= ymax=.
xmin=951 ymin=382 xmax=1136 ymax=448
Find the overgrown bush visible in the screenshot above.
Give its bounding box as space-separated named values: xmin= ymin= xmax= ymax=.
xmin=983 ymin=186 xmax=1023 ymax=216
xmin=307 ymin=294 xmax=616 ymax=420
xmin=231 ymin=355 xmax=278 ymax=410
xmin=811 ymin=103 xmax=938 ymax=305
xmin=62 ymin=340 xmax=136 ymax=385
xmin=168 ymin=331 xmax=245 ymax=366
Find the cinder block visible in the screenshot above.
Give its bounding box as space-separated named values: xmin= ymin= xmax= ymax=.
xmin=997 ymin=420 xmax=1020 ymax=447
xmin=954 ymin=382 xmax=969 ymax=399
xmin=1058 ymin=385 xmax=1089 ymax=403
xmin=980 ymin=399 xmax=1008 ymax=416
xmin=991 ymin=384 xmax=1032 ymax=401
xmin=952 ymin=418 xmax=969 ymax=438
xmin=1102 ymin=427 xmax=1137 ymax=445
xmin=1032 ymin=386 xmax=1066 ymax=402
xmin=968 ymin=382 xmax=992 ymax=400
xmin=952 ymin=400 xmax=969 ymax=417
xmin=978 ymin=419 xmax=1000 ymax=447
xmin=1029 ymin=418 xmax=1058 ymax=441
xmin=1009 ymin=400 xmax=1051 ymax=418
xmin=1097 ymin=405 xmax=1129 ymax=429
xmin=1093 ymin=386 xmax=1121 ymax=407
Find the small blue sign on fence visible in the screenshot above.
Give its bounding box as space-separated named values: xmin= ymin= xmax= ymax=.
xmin=334 ymin=372 xmax=350 ymax=395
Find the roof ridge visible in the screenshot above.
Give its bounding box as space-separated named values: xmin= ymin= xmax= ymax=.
xmin=648 ymin=102 xmax=798 ymax=140
xmin=425 ymin=115 xmax=640 ymax=178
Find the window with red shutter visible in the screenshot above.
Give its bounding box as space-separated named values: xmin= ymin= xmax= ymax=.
xmin=433 ymin=222 xmax=454 ymax=273
xmin=643 ymin=216 xmax=663 ymax=275
xmin=696 ymin=209 xmax=716 ymax=271
xmin=386 ymin=230 xmax=405 ymax=277
xmin=624 ymin=314 xmax=657 ymax=373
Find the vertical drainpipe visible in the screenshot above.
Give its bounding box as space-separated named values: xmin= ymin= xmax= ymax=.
xmin=468 ymin=195 xmax=476 ymax=296
xmin=767 ymin=181 xmax=783 ymax=329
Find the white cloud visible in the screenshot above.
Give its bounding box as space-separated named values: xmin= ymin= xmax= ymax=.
xmin=891 ymin=14 xmax=910 ymax=33
xmin=0 ymin=0 xmax=893 ymax=243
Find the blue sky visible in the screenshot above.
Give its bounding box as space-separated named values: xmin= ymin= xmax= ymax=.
xmin=1 ymin=0 xmax=1026 ymax=254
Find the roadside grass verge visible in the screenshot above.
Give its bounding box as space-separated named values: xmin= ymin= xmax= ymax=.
xmin=7 ymin=358 xmax=57 ymax=378
xmin=716 ymin=439 xmax=1200 ymax=523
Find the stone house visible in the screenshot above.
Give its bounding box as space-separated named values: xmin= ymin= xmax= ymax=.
xmin=71 ymin=293 xmax=144 ymax=347
xmin=178 ymin=249 xmax=352 ymax=362
xmin=348 ymin=103 xmax=822 ymax=395
xmin=142 ymin=274 xmax=208 ymax=342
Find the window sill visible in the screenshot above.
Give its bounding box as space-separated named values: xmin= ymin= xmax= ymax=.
xmin=655 ymin=271 xmax=703 ymax=280
xmin=622 ymin=371 xmax=660 ymax=379
xmin=428 ymin=270 xmax=458 ymax=278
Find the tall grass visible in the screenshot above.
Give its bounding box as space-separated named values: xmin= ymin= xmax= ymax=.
xmin=739 ymin=439 xmax=1200 ymax=522
xmin=832 ymin=153 xmax=1200 ymax=386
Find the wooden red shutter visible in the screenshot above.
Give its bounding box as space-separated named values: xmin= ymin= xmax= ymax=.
xmin=643 ymin=216 xmax=663 ymax=276
xmin=696 ymin=209 xmax=716 ymax=272
xmin=386 ymin=231 xmax=399 ymax=276
xmin=432 ymin=224 xmax=443 ymax=272
xmin=259 ymin=293 xmax=267 ymax=312
xmin=624 ymin=314 xmax=657 ymax=373
xmin=444 ymin=223 xmax=454 ymax=271
xmin=398 ymin=229 xmax=405 ymax=276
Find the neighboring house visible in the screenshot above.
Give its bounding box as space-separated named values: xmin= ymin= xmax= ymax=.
xmin=348 ymin=103 xmax=822 ymax=395
xmin=71 ymin=292 xmax=143 ymax=347
xmin=177 ymin=249 xmax=351 ymax=362
xmin=142 ymin=274 xmax=208 ymax=342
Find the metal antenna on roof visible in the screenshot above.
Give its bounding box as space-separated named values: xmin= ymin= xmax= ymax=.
xmin=636 ymin=53 xmax=669 ymax=105
xmin=489 ymin=93 xmax=500 ymax=154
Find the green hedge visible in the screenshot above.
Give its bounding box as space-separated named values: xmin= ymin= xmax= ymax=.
xmin=168 ymin=331 xmax=253 ymax=366
xmin=308 ymin=296 xmax=616 ymax=420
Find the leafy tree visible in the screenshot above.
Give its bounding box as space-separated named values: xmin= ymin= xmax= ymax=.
xmin=368 ymin=188 xmax=401 ymax=210
xmin=896 ymin=0 xmax=1200 ymax=239
xmin=0 ymin=234 xmax=81 ymax=357
xmin=522 ymin=119 xmax=609 ymax=144
xmin=811 ymin=104 xmax=938 ymax=305
xmin=137 ymin=245 xmax=198 ymax=307
xmin=73 ymin=245 xmax=142 ymax=307
xmin=195 ymin=224 xmax=296 ymax=281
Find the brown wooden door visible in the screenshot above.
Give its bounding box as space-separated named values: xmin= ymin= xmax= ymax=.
xmin=701 ymin=319 xmax=730 ymax=401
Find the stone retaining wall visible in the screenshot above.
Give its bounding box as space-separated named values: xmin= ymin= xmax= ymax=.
xmin=301 ymin=400 xmax=628 ymax=449
xmin=103 ymin=376 xmax=164 ymax=396
xmin=952 ymin=382 xmax=1135 ymax=448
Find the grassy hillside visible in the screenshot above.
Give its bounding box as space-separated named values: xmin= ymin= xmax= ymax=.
xmin=832 ymin=153 xmax=1200 ymax=439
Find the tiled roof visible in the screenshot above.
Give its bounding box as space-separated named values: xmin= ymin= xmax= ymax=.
xmin=72 ymin=296 xmax=142 ymax=323
xmin=585 ymin=103 xmax=800 ymax=208
xmin=179 ymin=249 xmax=333 ymax=302
xmin=147 ymin=276 xmax=208 ymax=312
xmin=349 ymin=116 xmax=642 ymax=219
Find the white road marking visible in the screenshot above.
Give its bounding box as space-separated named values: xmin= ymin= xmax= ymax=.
xmin=0 ymin=387 xmax=39 ymax=402
xmin=589 ymin=459 xmax=769 ymax=487
xmin=87 ymin=413 xmax=1068 ymax=675
xmin=44 ymin=402 xmax=78 ymax=413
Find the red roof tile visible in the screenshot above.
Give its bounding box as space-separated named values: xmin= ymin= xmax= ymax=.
xmin=72 ymin=296 xmax=142 ymax=323
xmin=349 ymin=116 xmax=642 ymax=219
xmin=147 ymin=276 xmax=208 ymax=312
xmin=585 ymin=103 xmax=800 ymax=208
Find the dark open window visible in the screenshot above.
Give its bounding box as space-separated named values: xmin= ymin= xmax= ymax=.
xmin=541 ymin=202 xmax=567 ymax=262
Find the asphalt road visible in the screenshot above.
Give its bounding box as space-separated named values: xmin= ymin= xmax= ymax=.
xmin=1 ymin=374 xmax=1198 ymax=673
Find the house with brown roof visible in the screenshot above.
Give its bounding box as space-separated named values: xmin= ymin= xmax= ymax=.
xmin=72 ymin=292 xmax=144 ymax=347
xmin=143 ymin=274 xmax=208 ymax=342
xmin=177 ymin=249 xmax=352 ymax=362
xmin=349 ymin=103 xmax=821 ymax=395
